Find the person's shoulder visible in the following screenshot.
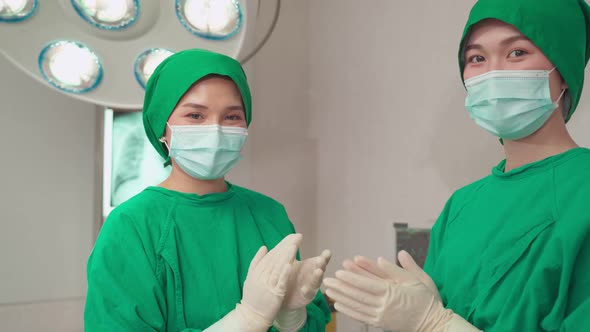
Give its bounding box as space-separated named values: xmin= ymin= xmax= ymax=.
xmin=112 ymin=187 xmax=172 ymax=215
xmin=554 ymin=147 xmax=590 ymax=178
xmin=231 ymin=184 xmax=291 ymax=220
xmin=450 ymin=174 xmax=492 ymax=204
xmin=100 ymin=188 xmax=173 ymax=237
xmin=91 ymin=189 xmax=169 ymax=267
xmin=539 ymin=148 xmax=590 ymax=243
xmin=232 ymin=184 xmax=286 ymax=209
xmin=553 ymin=148 xmax=590 ymax=199
xmin=433 ymin=174 xmax=493 ymax=226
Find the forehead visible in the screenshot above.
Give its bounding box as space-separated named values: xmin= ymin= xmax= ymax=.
xmin=182 ymin=75 xmax=241 ymax=98
xmin=466 ymin=19 xmax=527 ymax=45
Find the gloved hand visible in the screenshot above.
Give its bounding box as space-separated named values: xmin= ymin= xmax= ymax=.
xmin=324 ymin=251 xmax=481 ymax=332
xmin=283 ymin=249 xmax=332 ymax=309
xmin=347 ymin=251 xmax=441 ymax=301
xmin=273 ymin=249 xmax=332 ymax=332
xmin=205 ymin=234 xmax=302 ymax=332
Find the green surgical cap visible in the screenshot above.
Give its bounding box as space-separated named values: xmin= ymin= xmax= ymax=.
xmin=142 ymin=48 xmax=252 ymax=163
xmin=459 ymin=0 xmax=590 ymax=121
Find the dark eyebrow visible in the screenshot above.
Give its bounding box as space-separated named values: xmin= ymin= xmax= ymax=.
xmin=499 ymin=35 xmax=531 ymax=46
xmin=465 ymin=35 xmax=530 ymax=53
xmin=180 ymin=103 xmax=244 ymax=111
xmin=464 ymin=43 xmax=483 ymax=53
xmin=180 ymin=102 xmax=208 ymax=109
xmin=226 ymin=105 xmax=244 ymax=111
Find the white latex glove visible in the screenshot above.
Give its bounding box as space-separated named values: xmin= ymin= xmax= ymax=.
xmin=205 ymin=234 xmax=302 ymax=332
xmin=347 ymin=251 xmax=440 ymax=301
xmin=324 ymin=251 xmax=481 ymax=332
xmin=273 ymin=249 xmax=332 ymax=332
xmin=283 ymin=249 xmax=332 ymax=309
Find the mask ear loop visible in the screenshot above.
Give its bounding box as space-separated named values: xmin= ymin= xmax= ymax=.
xmin=159 ymin=123 xmax=172 ymax=154
xmin=547 ymin=67 xmax=566 ymax=106
xmin=159 ymin=137 xmax=171 ymax=151
xmin=555 ymin=88 xmax=566 ymax=106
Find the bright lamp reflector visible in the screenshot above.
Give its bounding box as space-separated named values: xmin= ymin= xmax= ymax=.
xmin=39 ymin=41 xmax=103 ymax=93
xmin=71 ymin=0 xmax=138 ymax=30
xmin=134 ymin=49 xmax=174 ymax=88
xmin=0 ymin=0 xmax=37 ymax=22
xmin=177 ymin=0 xmax=241 ymax=39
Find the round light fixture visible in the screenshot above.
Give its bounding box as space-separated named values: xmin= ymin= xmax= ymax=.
xmin=176 ymin=0 xmax=242 ymax=40
xmin=71 ymin=0 xmax=139 ymax=30
xmin=38 ymin=41 xmax=103 ymax=94
xmin=1 ymin=0 xmax=275 ymax=109
xmin=134 ymin=48 xmax=174 ymax=89
xmin=0 ymin=0 xmax=37 ymax=22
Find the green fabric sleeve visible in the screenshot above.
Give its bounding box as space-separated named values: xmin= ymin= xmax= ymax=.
xmin=561 ymin=230 xmax=590 ymax=332
xmin=423 ymin=197 xmax=453 ymax=277
xmin=424 ymin=179 xmax=487 ymax=278
xmin=85 ymin=212 xmax=171 ymax=331
xmin=561 ymin=300 xmax=590 ymax=332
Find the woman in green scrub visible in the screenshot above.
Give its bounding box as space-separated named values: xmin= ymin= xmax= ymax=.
xmin=85 ymin=49 xmax=332 ymax=332
xmin=324 ymin=0 xmax=590 ymax=331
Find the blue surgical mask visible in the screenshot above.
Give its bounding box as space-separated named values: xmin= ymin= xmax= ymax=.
xmin=465 ymin=68 xmax=565 ymax=141
xmin=160 ymin=124 xmax=248 ymax=180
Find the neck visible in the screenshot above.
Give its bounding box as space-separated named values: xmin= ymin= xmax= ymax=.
xmin=160 ymin=164 xmax=227 ymax=195
xmin=503 ymin=110 xmax=578 ymax=171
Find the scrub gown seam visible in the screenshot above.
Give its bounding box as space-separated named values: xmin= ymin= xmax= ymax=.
xmin=446 ymin=179 xmax=490 ymax=228
xmin=551 ymin=167 xmax=561 ymax=221
xmin=466 ymin=218 xmax=555 ymax=320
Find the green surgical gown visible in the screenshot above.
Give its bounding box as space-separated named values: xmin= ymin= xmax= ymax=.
xmin=425 ymin=147 xmax=590 ymax=331
xmin=84 ymin=183 xmax=331 ymax=331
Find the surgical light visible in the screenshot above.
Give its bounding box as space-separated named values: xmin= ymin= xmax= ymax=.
xmin=0 ymin=1 xmax=280 ymax=109
xmin=71 ymin=0 xmax=139 ymax=30
xmin=0 ymin=0 xmax=37 ymax=22
xmin=134 ymin=48 xmax=174 ymax=89
xmin=39 ymin=41 xmax=103 ymax=94
xmin=176 ymin=0 xmax=242 ymax=40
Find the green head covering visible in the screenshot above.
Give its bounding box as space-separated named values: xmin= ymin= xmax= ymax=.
xmin=142 ymin=48 xmax=252 ymax=164
xmin=458 ymin=0 xmax=590 ymax=121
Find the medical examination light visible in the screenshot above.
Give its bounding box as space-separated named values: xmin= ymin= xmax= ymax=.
xmin=0 ymin=0 xmax=280 ymax=109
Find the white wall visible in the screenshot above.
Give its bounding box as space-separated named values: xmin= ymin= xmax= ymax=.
xmin=0 ymin=56 xmax=95 ymax=330
xmin=247 ymin=0 xmax=318 ymax=258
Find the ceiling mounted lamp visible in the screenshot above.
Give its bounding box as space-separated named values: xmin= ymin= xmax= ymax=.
xmin=0 ymin=0 xmax=280 ymax=109
xmin=0 ymin=0 xmax=37 ymax=22
xmin=38 ymin=40 xmax=103 ymax=94
xmin=176 ymin=0 xmax=241 ymax=40
xmin=134 ymin=48 xmax=174 ymax=89
xmin=71 ymin=0 xmax=140 ymax=30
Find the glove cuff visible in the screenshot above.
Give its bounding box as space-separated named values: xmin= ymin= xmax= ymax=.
xmin=273 ymin=307 xmax=307 ymax=332
xmin=236 ymin=302 xmax=273 ymax=332
xmin=444 ymin=314 xmax=482 ymax=332
xmin=203 ymin=304 xmax=271 ymax=332
xmin=419 ymin=304 xmax=455 ymax=332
